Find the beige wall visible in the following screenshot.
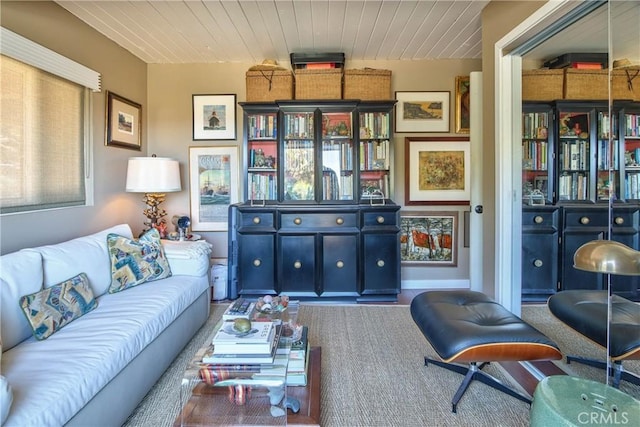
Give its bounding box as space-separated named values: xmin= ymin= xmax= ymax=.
xmin=0 ymin=1 xmax=147 ymax=255
xmin=147 ymin=58 xmax=481 ymax=278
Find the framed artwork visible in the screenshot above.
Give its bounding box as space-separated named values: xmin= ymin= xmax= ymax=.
xmin=192 ymin=94 xmax=237 ymax=140
xmin=405 ymin=136 xmax=470 ymax=205
xmin=400 ymin=211 xmax=458 ymax=266
xmin=395 ymin=91 xmax=450 ymax=133
xmin=105 ymin=91 xmax=142 ymax=150
xmin=455 ymin=76 xmax=470 ymax=134
xmin=189 ymin=146 xmax=239 ymax=231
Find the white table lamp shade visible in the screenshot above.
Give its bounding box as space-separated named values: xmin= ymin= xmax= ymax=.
xmin=126 ymin=157 xmax=181 ymax=193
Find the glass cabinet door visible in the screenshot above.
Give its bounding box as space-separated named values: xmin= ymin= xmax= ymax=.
xmin=283 ymin=112 xmax=315 ymax=201
xmin=246 ymin=111 xmax=278 ymax=201
xmin=321 ymin=111 xmax=353 ymax=201
xmin=623 ymin=109 xmax=640 ymax=201
xmin=522 ymin=107 xmax=551 ymax=205
xmin=557 ymin=109 xmax=592 ymax=201
xmin=359 ymin=110 xmax=391 ymax=200
xmin=596 ymin=109 xmax=620 ymax=202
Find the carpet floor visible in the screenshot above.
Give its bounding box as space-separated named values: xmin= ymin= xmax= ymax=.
xmin=122 ymin=303 xmax=639 ymax=427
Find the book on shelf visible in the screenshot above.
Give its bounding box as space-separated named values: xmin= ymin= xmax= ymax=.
xmin=213 ymin=322 xmax=280 ymax=355
xmin=222 ymin=298 xmax=255 ymax=320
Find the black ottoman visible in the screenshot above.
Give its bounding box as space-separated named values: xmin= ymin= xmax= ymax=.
xmin=410 ymin=290 xmax=562 ymax=412
xmin=548 ymin=290 xmax=640 ymax=387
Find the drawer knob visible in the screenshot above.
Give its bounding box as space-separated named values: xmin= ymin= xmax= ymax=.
xmin=580 ymin=216 xmax=590 ymax=225
xmin=615 ymin=216 xmax=624 ymax=225
xmin=336 ymin=217 xmax=344 ymax=225
xmin=336 ymin=260 xmax=344 ymax=268
xmin=377 ymin=216 xmax=385 ymax=224
xmin=377 ymin=259 xmax=385 ymax=268
xmin=294 ymin=218 xmax=302 ymax=225
xmin=533 ymin=259 xmax=543 ymax=268
xmin=534 ymin=216 xmax=544 ymax=224
xmin=252 ymin=216 xmax=261 ymax=224
xmin=294 ymin=260 xmax=302 ymax=269
xmin=253 ymin=259 xmax=261 ymax=267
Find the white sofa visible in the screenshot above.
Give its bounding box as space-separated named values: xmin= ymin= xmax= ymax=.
xmin=0 ymin=224 xmax=211 ymax=426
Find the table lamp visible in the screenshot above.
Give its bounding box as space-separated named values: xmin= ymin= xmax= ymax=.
xmin=126 ymin=155 xmax=181 ymax=232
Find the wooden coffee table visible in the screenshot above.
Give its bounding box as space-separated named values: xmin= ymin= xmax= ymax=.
xmin=174 ymin=346 xmax=321 ymax=426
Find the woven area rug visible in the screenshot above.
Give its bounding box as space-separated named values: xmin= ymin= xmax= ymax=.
xmin=124 ymin=304 xmax=531 ymax=427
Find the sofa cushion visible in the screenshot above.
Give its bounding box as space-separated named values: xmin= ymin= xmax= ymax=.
xmin=0 ymin=375 xmax=12 ymax=425
xmin=0 ymin=250 xmax=43 ymax=350
xmin=23 ymin=224 xmax=133 ymax=298
xmin=107 ymin=228 xmax=172 ymax=293
xmin=19 ymin=273 xmax=98 ymax=340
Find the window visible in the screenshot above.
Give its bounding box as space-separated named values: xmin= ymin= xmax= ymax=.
xmin=0 ymin=28 xmax=100 ymax=214
xmin=1 ymin=55 xmax=88 ymax=213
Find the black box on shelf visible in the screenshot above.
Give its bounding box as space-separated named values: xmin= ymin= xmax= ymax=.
xmin=290 ymin=52 xmax=345 ymax=69
xmin=543 ymin=53 xmax=608 ymax=69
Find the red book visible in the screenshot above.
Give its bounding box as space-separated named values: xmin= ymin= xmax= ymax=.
xmin=570 ymin=62 xmax=603 ymax=69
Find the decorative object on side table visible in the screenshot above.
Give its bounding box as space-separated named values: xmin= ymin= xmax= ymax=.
xmin=126 ymin=155 xmax=182 ymax=235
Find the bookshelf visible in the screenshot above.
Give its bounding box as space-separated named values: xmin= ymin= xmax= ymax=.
xmin=521 ymin=100 xmax=640 ymax=303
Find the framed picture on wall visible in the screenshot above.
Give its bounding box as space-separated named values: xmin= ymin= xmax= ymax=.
xmin=455 ymin=76 xmax=470 ymax=134
xmin=192 ymin=94 xmax=237 ymax=140
xmin=189 ymin=146 xmax=239 ymax=231
xmin=400 ymin=211 xmax=458 ymax=266
xmin=395 ymin=91 xmax=450 ymax=133
xmin=404 ymin=136 xmax=470 ymax=205
xmin=105 ymin=91 xmax=142 ymax=150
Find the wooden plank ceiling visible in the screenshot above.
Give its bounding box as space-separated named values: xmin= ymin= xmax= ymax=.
xmin=54 ymin=0 xmax=489 ymax=64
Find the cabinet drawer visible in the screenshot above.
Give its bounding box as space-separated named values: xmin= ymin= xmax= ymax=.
xmin=362 ymin=211 xmax=397 ymax=227
xmin=238 ymin=211 xmax=275 ymax=228
xmin=280 ymin=212 xmax=357 ymax=229
xmin=522 ymin=210 xmax=558 ymax=228
xmin=563 ymin=210 xmax=609 ymax=228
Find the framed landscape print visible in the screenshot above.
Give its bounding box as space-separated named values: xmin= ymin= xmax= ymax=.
xmin=105 ymin=91 xmax=141 ymax=150
xmin=455 ymin=76 xmax=470 ymax=134
xmin=192 ymin=94 xmax=237 ymax=140
xmin=405 ymin=136 xmax=470 ymax=205
xmin=189 ymin=146 xmax=239 ymax=231
xmin=395 ymin=91 xmax=450 ymax=133
xmin=400 ymin=211 xmax=458 ymax=266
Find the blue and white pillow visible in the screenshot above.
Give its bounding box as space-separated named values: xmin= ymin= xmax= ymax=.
xmin=107 ymin=228 xmax=172 ymax=293
xmin=19 ymin=272 xmax=98 ymax=340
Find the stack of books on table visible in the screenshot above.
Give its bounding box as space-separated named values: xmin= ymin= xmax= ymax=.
xmin=278 ymin=325 xmax=310 ymax=386
xmin=203 ymin=320 xmax=281 ymax=365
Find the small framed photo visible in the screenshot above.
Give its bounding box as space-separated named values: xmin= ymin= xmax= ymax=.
xmin=395 ymin=91 xmax=450 ymax=133
xmin=400 ymin=211 xmax=458 ymax=266
xmin=192 ymin=94 xmax=237 ymax=140
xmin=105 ymin=91 xmax=142 ymax=150
xmin=405 ymin=136 xmax=470 ymax=205
xmin=189 ymin=146 xmax=239 ymax=231
xmin=454 ymin=76 xmax=470 ymax=134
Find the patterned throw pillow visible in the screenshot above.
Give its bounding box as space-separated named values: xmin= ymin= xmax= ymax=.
xmin=19 ymin=273 xmax=98 ymax=340
xmin=107 ymin=228 xmax=172 ymax=293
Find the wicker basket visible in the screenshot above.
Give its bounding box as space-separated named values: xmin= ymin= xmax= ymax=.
xmin=522 ymin=69 xmax=564 ymax=101
xmin=294 ymin=69 xmax=342 ymax=100
xmin=343 ymin=69 xmax=392 ymax=100
xmin=246 ymin=69 xmax=293 ymax=102
xmin=612 ymin=69 xmax=640 ymax=101
xmin=563 ymin=69 xmax=608 ymax=100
